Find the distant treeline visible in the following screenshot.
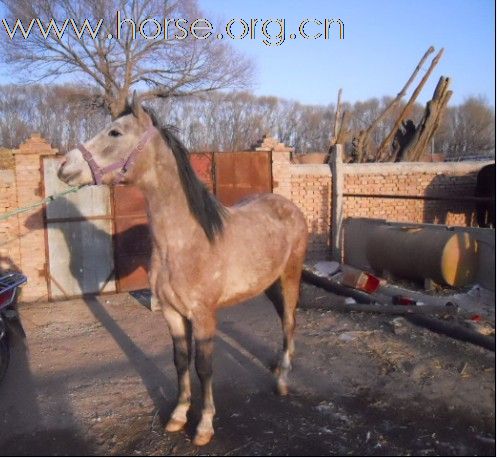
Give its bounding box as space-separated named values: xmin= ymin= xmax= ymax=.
xmin=0 ymin=84 xmax=494 ymax=160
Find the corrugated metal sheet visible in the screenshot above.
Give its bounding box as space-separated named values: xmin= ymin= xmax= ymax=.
xmin=190 ymin=152 xmax=214 ymax=191
xmin=214 ymin=151 xmax=272 ymax=206
xmin=113 ymin=186 xmax=151 ymax=292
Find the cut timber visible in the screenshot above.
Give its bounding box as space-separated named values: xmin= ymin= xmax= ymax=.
xmin=354 ymin=46 xmax=435 ymax=162
xmin=377 ymin=48 xmax=444 ymax=161
xmin=397 ymin=76 xmax=453 ymax=161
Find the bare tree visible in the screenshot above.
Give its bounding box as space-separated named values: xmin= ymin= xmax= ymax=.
xmin=443 ymin=97 xmax=495 ymax=160
xmin=0 ymin=0 xmax=253 ymax=116
xmin=1 ymin=84 xmax=493 ymax=161
xmin=0 ymin=83 xmax=109 ymax=149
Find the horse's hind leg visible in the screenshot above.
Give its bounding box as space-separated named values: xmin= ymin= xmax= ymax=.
xmin=163 ymin=306 xmax=192 ymax=432
xmin=266 ymin=250 xmax=305 ymax=395
xmin=149 ymin=248 xmax=162 ymax=312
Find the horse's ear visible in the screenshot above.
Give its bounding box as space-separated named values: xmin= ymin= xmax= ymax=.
xmin=130 ymin=91 xmax=149 ymax=124
xmin=131 ymin=90 xmax=141 ymax=117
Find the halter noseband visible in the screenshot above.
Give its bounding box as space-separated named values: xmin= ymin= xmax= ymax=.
xmin=78 ymin=124 xmax=157 ymax=185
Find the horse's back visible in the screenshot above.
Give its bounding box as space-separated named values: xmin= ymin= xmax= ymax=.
xmin=230 ymin=193 xmax=307 ymax=232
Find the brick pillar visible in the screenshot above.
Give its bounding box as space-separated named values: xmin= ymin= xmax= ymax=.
xmin=253 ymin=135 xmax=293 ymax=199
xmin=13 ymin=134 xmax=57 ymax=301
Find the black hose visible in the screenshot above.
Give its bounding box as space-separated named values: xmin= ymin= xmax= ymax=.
xmin=302 ymin=267 xmax=495 ymax=352
xmin=406 ymin=314 xmax=495 ymax=352
xmin=302 ymin=268 xmax=375 ymax=303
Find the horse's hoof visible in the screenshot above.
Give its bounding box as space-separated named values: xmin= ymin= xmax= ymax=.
xmin=277 ymin=380 xmax=289 ymax=396
xmin=165 ymin=417 xmax=186 ymax=432
xmin=150 ymin=295 xmax=162 ymax=312
xmin=193 ymin=430 xmax=214 ymax=446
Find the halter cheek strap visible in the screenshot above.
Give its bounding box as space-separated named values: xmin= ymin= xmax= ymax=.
xmin=78 ymin=124 xmax=157 ymax=185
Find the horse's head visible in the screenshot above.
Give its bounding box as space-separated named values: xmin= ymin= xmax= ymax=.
xmin=58 ymin=95 xmax=155 ymax=186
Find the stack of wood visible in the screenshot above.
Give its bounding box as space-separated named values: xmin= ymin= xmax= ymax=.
xmin=331 ymin=46 xmax=453 ymax=162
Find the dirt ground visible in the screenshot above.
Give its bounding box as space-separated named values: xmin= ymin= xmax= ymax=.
xmin=0 ymin=284 xmax=495 ymax=456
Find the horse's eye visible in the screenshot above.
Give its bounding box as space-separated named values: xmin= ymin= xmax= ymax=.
xmin=109 ymin=129 xmax=122 ymax=137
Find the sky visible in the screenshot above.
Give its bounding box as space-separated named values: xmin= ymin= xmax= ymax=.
xmin=198 ymin=0 xmax=495 ymax=106
xmin=0 ymin=0 xmax=494 ymax=107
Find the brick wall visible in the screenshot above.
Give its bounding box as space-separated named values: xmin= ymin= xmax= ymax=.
xmin=343 ymin=162 xmax=480 ymax=227
xmin=264 ymin=137 xmax=332 ymax=257
xmin=0 ymin=131 xmax=490 ymax=300
xmin=272 ymin=146 xmax=488 ymax=259
xmin=272 ymin=149 xmax=332 ymax=257
xmin=1 ymin=134 xmax=57 ymax=301
xmin=0 ymin=169 xmax=21 ymax=274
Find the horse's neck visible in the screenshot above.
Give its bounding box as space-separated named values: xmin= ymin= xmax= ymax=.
xmin=136 ymin=143 xmax=205 ymax=256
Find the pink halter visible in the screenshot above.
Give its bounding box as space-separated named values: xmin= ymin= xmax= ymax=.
xmin=78 ymin=124 xmax=157 ymax=185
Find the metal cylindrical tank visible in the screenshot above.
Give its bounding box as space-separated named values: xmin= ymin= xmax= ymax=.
xmin=366 ymin=225 xmax=478 ymax=287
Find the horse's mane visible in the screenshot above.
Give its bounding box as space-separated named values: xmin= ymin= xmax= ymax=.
xmin=117 ymin=105 xmax=225 ymax=242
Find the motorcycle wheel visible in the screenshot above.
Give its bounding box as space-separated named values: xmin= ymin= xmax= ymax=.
xmin=0 ymin=336 xmax=10 ymax=382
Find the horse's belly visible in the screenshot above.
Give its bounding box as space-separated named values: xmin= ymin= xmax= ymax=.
xmin=216 ymin=242 xmax=290 ymax=307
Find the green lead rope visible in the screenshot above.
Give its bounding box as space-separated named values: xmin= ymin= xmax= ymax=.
xmin=0 ymin=185 xmax=85 ymax=221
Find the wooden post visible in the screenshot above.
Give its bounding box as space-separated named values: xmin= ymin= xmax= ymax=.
xmin=330 ymin=144 xmax=344 ymax=262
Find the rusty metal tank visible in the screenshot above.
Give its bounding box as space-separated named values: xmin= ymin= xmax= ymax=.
xmin=366 ymin=225 xmax=478 ymax=287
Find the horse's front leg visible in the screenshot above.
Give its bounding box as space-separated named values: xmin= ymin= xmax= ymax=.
xmin=192 ymin=312 xmax=216 ymax=446
xmin=163 ymin=306 xmax=192 ymax=432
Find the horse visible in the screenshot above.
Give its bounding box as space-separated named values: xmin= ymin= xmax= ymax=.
xmin=57 ymin=95 xmax=308 ymax=446
xmin=475 ymin=163 xmax=495 ymax=228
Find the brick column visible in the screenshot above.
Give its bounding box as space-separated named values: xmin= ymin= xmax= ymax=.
xmin=253 ymin=135 xmax=293 ymax=199
xmin=13 ymin=134 xmax=57 ymax=301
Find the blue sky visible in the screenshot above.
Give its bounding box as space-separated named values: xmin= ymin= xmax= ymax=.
xmin=199 ymin=0 xmax=495 ymax=106
xmin=0 ymin=0 xmax=494 ymax=107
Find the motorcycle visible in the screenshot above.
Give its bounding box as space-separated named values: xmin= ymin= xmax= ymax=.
xmin=0 ymin=272 xmax=27 ymax=381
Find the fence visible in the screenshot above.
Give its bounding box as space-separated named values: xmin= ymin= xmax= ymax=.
xmin=0 ymin=133 xmax=491 ymax=300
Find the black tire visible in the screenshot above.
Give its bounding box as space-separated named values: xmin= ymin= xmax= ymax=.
xmin=0 ymin=336 xmax=10 ymax=382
